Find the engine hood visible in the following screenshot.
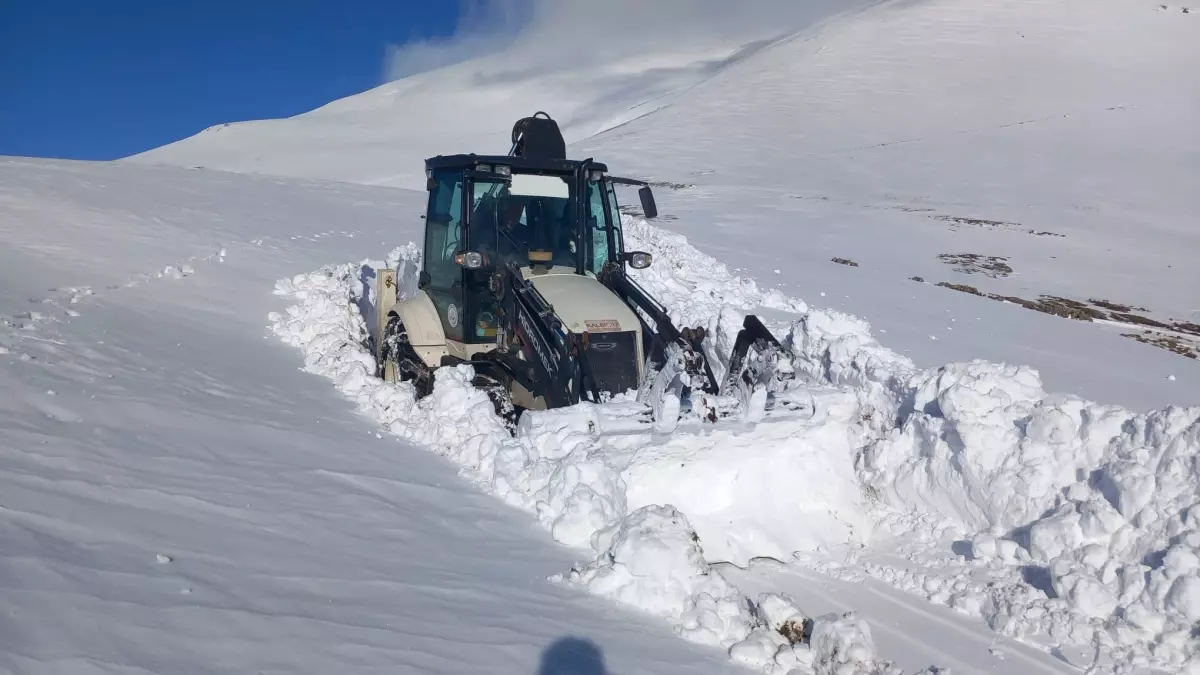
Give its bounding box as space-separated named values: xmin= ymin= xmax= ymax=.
xmin=522 ymin=267 xmax=640 ymax=335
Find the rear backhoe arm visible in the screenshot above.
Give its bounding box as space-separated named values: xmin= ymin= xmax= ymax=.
xmin=601 ymin=264 xmax=792 ymax=404
xmin=599 ymin=266 xmax=719 ymax=396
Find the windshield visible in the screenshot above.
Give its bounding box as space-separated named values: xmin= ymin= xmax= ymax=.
xmin=470 ymin=172 xmax=581 ymax=270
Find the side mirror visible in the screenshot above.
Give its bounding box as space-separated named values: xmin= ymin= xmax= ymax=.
xmin=638 ymin=185 xmax=658 ymax=219
xmin=418 ymin=270 xmax=431 ymax=289
xmin=622 ymin=251 xmax=653 ymax=269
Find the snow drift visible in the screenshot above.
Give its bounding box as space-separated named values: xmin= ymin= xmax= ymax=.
xmin=269 ymin=207 xmax=1199 ymax=673
xmin=779 ymin=272 xmax=1200 ymax=672
xmin=267 ymin=217 xmax=922 ymax=673
xmin=854 ymin=358 xmax=1200 ymax=671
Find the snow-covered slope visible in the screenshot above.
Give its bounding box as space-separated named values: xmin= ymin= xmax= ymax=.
xmin=574 ymin=0 xmax=1200 ymax=401
xmin=126 ymin=1 xmax=882 ymax=189
xmin=3 ymin=126 xmax=1196 ymax=675
xmin=0 ymin=158 xmax=755 ymax=675
xmin=127 ymin=0 xmax=1200 ymax=409
xmin=9 ymin=0 xmax=1198 ymax=673
xmin=6 ymin=156 xmax=1073 ymax=675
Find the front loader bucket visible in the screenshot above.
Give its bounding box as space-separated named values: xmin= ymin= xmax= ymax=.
xmin=718 ymin=314 xmax=794 ymax=421
xmin=516 ymin=400 xmax=656 ymax=440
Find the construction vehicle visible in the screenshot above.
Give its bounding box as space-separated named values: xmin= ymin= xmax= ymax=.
xmin=373 ymin=112 xmax=793 ymax=434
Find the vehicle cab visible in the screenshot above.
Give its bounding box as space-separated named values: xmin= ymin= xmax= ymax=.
xmin=419 ymin=154 xmax=657 ymax=353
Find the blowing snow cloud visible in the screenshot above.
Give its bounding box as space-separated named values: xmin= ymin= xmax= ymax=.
xmin=383 ymin=0 xmax=868 ymax=81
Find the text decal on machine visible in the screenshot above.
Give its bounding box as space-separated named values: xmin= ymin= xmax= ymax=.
xmin=585 ymin=319 xmax=620 ymax=332
xmin=519 ymin=309 xmax=556 ymax=375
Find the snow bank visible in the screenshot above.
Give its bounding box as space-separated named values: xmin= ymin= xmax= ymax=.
xmin=861 ymin=361 xmax=1116 ymax=531
xmin=267 ymin=238 xmax=903 ymax=674
xmin=786 ymin=334 xmax=1200 ymax=670
xmin=269 ymin=209 xmax=1200 ymax=672
xmin=619 ymin=389 xmax=872 ymax=564
xmin=562 ymin=506 xmax=901 ymax=675
xmin=625 ymin=214 xmax=1200 ymax=671
xmin=853 ymin=356 xmax=1200 ymax=670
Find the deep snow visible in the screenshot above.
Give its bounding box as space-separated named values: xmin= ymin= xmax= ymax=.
xmin=6 ymin=0 xmax=1198 ymax=672
xmin=267 ymin=241 xmax=913 ymax=675
xmin=0 ymin=158 xmax=757 ymax=675
xmin=270 ymin=201 xmax=1198 ymax=673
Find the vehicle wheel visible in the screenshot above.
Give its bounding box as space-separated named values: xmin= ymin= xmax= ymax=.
xmin=472 ymin=372 xmax=522 ymax=434
xmin=379 ymin=313 xmax=433 ymax=397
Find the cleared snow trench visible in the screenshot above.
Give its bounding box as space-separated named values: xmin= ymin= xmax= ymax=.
xmin=268 ymin=215 xmax=1199 ymax=675
xmin=267 ymin=233 xmax=912 ymax=675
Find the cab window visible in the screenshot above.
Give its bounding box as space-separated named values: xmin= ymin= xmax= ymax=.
xmin=424 ymin=169 xmax=465 ymax=341
xmin=604 ymin=181 xmax=625 ymax=261
xmin=587 ymin=180 xmax=610 ymax=274
xmin=425 ymin=169 xmax=464 ymax=291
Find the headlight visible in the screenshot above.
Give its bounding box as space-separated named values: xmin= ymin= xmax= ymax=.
xmin=454 ymin=252 xmax=486 ymax=269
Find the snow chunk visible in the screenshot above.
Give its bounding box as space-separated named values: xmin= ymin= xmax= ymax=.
xmin=809 ymin=612 xmax=894 ymax=675
xmin=1049 ymin=560 xmax=1117 ymax=619
xmin=1028 ymin=508 xmax=1084 ymax=561
xmin=561 ymin=505 xmax=754 ymax=648
xmin=1164 ymin=575 xmax=1200 ymax=621
xmin=754 ymin=593 xmax=809 ymax=643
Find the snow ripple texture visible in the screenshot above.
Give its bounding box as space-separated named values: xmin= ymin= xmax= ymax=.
xmin=269 ymin=214 xmax=1200 ymax=674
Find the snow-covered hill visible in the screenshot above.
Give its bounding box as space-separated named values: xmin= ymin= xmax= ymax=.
xmin=6 ymin=0 xmax=1199 ymax=674
xmin=128 ymin=0 xmax=1200 ymax=409
xmin=576 ymin=0 xmax=1200 ymax=395
xmin=127 ymin=1 xmax=883 ymax=189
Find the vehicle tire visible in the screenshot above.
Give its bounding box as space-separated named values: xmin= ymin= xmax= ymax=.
xmin=472 ymin=371 xmax=523 ymax=434
xmin=379 ymin=313 xmax=433 ymax=397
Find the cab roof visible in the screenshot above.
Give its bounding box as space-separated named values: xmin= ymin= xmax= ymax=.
xmin=424 ymin=154 xmax=609 ymax=174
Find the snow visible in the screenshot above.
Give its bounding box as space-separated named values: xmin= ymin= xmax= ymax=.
xmin=560 ymin=505 xmax=753 ymax=647
xmin=127 ymin=1 xmax=885 ymax=189
xmin=618 ymin=410 xmax=871 ymax=564
xmin=0 ymin=158 xmax=762 ymax=675
xmin=572 ymin=0 xmax=1200 ymax=410
xmin=6 ymin=0 xmax=1198 ymax=672
xmin=264 ymin=198 xmax=1200 ymax=672
xmin=767 ymin=293 xmax=1200 ymax=671
xmin=131 ymin=0 xmax=1199 ymax=412
xmin=725 ymin=562 xmax=1083 ymax=675
xmin=621 ymin=214 xmax=1200 ymax=672
xmin=267 ymin=234 xmax=909 ymax=674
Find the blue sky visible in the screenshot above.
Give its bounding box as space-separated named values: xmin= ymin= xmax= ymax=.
xmin=0 ymin=1 xmax=475 ymax=160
